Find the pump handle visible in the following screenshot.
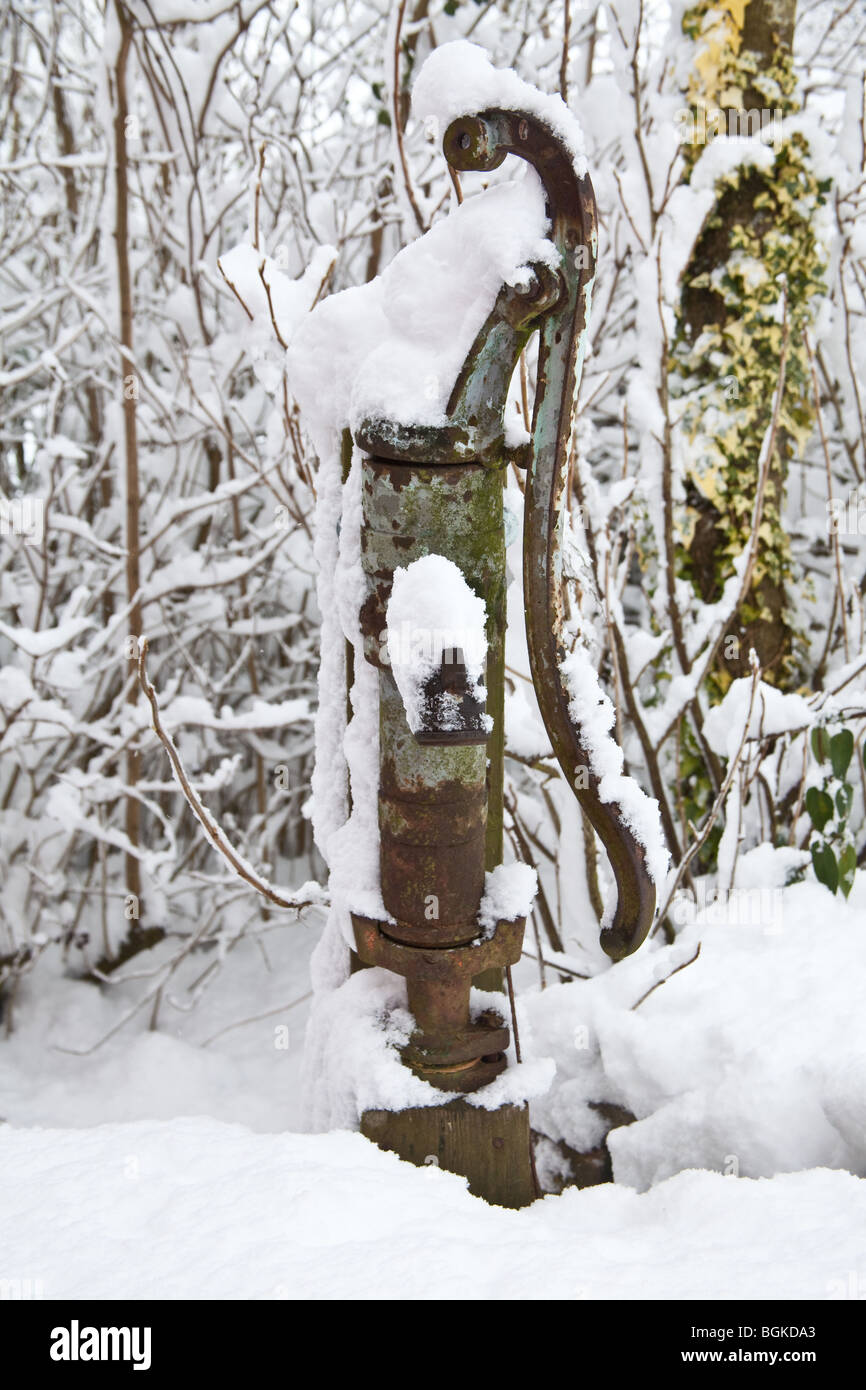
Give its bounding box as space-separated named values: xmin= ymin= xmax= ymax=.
xmin=445 ymin=109 xmax=656 ymax=960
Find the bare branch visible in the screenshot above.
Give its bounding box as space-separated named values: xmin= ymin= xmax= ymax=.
xmin=137 ymin=638 xmax=327 ymax=914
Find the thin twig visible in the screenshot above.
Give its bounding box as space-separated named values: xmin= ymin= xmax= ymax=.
xmin=253 ymin=141 xmax=266 ymax=251
xmin=137 ymin=638 xmax=327 ymax=913
xmin=201 ymin=992 xmax=312 ymax=1047
xmin=504 ymin=963 xmax=543 ymax=1199
xmin=631 ymin=942 xmax=701 ymax=1011
xmin=391 ymin=0 xmax=425 ymax=234
xmin=807 ymin=332 xmax=850 ymax=662
xmin=505 ymin=965 xmax=522 ymax=1063
xmin=654 ymin=656 xmax=762 ymax=929
xmin=560 ymin=0 xmax=571 ymax=103
xmin=521 ymin=949 xmax=588 ymax=980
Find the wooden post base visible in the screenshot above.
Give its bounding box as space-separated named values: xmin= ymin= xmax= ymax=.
xmin=361 ymin=1100 xmax=537 ymax=1209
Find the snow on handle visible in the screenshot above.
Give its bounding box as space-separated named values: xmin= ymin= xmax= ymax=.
xmin=560 ymin=646 xmax=670 ymax=889
xmin=412 ymin=40 xmax=589 ymax=177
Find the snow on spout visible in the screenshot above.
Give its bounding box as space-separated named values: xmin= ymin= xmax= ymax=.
xmin=385 ymin=555 xmax=491 ymax=736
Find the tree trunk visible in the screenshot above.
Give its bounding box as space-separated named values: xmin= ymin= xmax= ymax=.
xmin=112 ymin=3 xmax=142 ymax=908
xmin=676 ymin=0 xmax=820 ymax=690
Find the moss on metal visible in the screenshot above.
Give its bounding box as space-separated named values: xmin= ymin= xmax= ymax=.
xmin=360 ymin=458 xmax=507 ymax=882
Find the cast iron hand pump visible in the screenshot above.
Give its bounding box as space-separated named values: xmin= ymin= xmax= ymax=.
xmin=350 ymin=104 xmax=656 ymax=1176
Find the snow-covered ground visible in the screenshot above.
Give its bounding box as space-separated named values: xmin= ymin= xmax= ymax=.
xmin=527 ymin=874 xmax=866 ymax=1192
xmin=1 ymin=872 xmax=864 ymax=1300
xmin=2 ymin=1120 xmax=861 ymax=1300
xmin=0 ymin=916 xmax=320 ymax=1135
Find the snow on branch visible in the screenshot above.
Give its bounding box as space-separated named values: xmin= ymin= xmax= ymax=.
xmin=137 ymin=638 xmax=327 ymax=915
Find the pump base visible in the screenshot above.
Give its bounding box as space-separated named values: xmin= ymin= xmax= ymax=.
xmin=352 ymin=912 xmax=525 ymax=1091
xmin=361 ymin=1100 xmax=537 ymax=1209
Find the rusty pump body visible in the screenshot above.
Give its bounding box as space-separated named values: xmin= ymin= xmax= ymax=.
xmin=350 ymin=106 xmax=656 ymax=1204
xmin=355 ymin=457 xmax=516 ymax=1094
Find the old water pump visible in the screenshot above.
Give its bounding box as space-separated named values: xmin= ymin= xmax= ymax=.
xmin=347 ymin=98 xmax=657 ymax=1206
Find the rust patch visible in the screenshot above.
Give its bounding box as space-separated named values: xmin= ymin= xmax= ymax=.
xmin=352 ymin=914 xmax=526 ymax=1092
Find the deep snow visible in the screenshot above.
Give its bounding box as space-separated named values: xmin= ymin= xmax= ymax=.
xmin=1 ymin=874 xmax=864 ymax=1300
xmin=1 ymin=1119 xmax=862 ymax=1300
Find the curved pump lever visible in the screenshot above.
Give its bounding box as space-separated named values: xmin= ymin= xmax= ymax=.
xmin=444 ymin=109 xmax=656 ymax=961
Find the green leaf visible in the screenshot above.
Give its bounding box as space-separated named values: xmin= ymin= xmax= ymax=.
xmin=805 ymin=786 xmax=833 ymax=833
xmin=811 ymin=842 xmax=839 ymax=895
xmin=836 ymin=784 xmax=853 ymax=820
xmin=830 ymin=729 xmax=854 ymax=780
xmin=838 ymin=845 xmax=857 ymax=899
xmin=811 ymin=727 xmax=829 ymax=764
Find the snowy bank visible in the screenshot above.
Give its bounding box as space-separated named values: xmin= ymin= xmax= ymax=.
xmin=525 ymin=878 xmax=866 ymax=1191
xmin=0 ymin=1117 xmax=862 ymax=1300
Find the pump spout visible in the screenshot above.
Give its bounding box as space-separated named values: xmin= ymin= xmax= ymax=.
xmin=413 ymin=650 xmax=489 ymax=747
